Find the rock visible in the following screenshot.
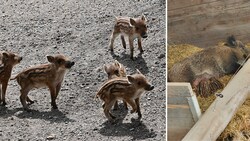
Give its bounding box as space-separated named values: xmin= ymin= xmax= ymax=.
xmin=158 ymin=54 xmax=165 ymax=59
xmin=155 ymin=61 xmax=159 ymax=64
xmin=46 ymin=134 xmax=56 ymax=140
xmin=8 ymin=116 xmax=14 ymax=120
xmin=93 ymin=127 xmax=98 ymax=131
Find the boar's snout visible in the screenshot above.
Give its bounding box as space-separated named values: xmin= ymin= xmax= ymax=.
xmin=65 ymin=61 xmax=75 ymax=68
xmin=146 ymin=84 xmax=154 ymax=91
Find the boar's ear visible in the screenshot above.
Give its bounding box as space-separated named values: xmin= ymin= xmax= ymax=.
xmin=127 ymin=75 xmax=135 ymax=83
xmin=130 ymin=18 xmax=136 ymax=26
xmin=141 ymin=14 xmax=146 ymax=22
xmin=47 ymin=56 xmax=55 ymax=63
xmin=226 ymin=35 xmax=237 ymax=47
xmin=136 ymin=69 xmax=142 ymax=74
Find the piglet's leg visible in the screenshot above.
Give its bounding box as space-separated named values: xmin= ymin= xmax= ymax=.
xmin=125 ymin=98 xmax=137 ymax=114
xmin=48 ymin=84 xmax=58 ymax=109
xmin=1 ymin=81 xmax=8 ymax=105
xmin=20 ymin=88 xmax=31 ymax=111
xmin=26 ymin=96 xmax=34 ymax=105
xmin=56 ymin=82 xmax=62 ymax=98
xmin=135 ymin=98 xmax=142 ymax=118
xmin=113 ymin=101 xmax=119 ymax=110
xmin=104 ymin=99 xmax=116 ymax=121
xmin=137 ymin=37 xmax=143 ymax=53
xmin=121 ymin=35 xmax=126 ymax=49
xmin=0 ymin=85 xmax=2 ymax=104
xmin=123 ymin=100 xmax=128 ymax=110
xmin=129 ymin=37 xmax=134 ymax=60
xmin=109 ymin=32 xmax=119 ymax=52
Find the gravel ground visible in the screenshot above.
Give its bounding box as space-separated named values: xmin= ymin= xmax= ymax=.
xmin=0 ymin=0 xmax=166 ymax=140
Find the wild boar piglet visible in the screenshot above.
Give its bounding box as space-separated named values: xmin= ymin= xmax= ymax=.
xmin=12 ymin=54 xmax=74 ymax=111
xmin=96 ymin=69 xmax=154 ymax=122
xmin=109 ymin=15 xmax=148 ymax=60
xmin=104 ymin=60 xmax=127 ymax=110
xmin=0 ymin=51 xmax=22 ymax=105
xmin=104 ymin=60 xmax=127 ymax=79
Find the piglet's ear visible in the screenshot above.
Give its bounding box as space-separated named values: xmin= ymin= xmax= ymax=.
xmin=2 ymin=52 xmax=9 ymax=62
xmin=141 ymin=14 xmax=146 ymax=21
xmin=127 ymin=75 xmax=135 ymax=83
xmin=130 ymin=18 xmax=136 ymax=26
xmin=47 ymin=56 xmax=54 ymax=63
xmin=3 ymin=52 xmax=8 ymax=58
xmin=114 ymin=60 xmax=121 ymax=68
xmin=104 ymin=65 xmax=108 ymax=73
xmin=136 ymin=69 xmax=142 ymax=74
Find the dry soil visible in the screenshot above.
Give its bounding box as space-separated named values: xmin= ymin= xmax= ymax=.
xmin=0 ymin=0 xmax=166 ymax=140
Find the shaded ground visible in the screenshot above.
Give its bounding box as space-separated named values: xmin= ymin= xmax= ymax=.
xmin=0 ymin=0 xmax=166 ymax=140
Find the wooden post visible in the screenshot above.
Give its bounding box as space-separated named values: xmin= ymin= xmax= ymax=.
xmin=182 ymin=60 xmax=250 ymax=141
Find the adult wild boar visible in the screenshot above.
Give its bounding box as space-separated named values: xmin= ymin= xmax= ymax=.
xmin=168 ymin=35 xmax=250 ymax=97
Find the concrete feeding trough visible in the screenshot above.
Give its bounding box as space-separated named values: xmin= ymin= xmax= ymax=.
xmin=167 ymin=82 xmax=201 ymax=141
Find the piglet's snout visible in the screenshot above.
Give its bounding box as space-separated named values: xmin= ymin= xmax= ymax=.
xmin=145 ymin=84 xmax=154 ymax=91
xmin=142 ymin=33 xmax=148 ymax=38
xmin=18 ymin=57 xmax=23 ymax=62
xmin=65 ymin=61 xmax=75 ymax=68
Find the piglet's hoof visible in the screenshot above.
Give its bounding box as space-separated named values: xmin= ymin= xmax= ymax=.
xmin=110 ymin=114 xmax=116 ymax=119
xmin=130 ymin=110 xmax=136 ymax=114
xmin=24 ymin=108 xmax=32 ymax=112
xmin=52 ymin=105 xmax=58 ymax=109
xmin=1 ymin=102 xmax=7 ymax=106
xmin=108 ymin=119 xmax=117 ymax=124
xmin=28 ymin=100 xmax=35 ymax=105
xmin=139 ymin=50 xmax=144 ymax=54
xmin=138 ymin=113 xmax=142 ymax=119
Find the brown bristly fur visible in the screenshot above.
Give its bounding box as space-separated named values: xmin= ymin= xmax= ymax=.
xmin=12 ymin=54 xmax=74 ymax=111
xmin=168 ymin=35 xmax=249 ymax=97
xmin=168 ymin=43 xmax=250 ymax=140
xmin=96 ymin=70 xmax=154 ymax=122
xmin=109 ymin=15 xmax=148 ymax=60
xmin=0 ymin=51 xmax=22 ymax=105
xmin=104 ymin=60 xmax=128 ymax=110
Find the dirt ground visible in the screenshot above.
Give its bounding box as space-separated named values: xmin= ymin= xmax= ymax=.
xmin=0 ymin=0 xmax=166 ymax=140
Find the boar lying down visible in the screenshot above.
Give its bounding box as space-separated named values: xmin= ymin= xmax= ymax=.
xmin=168 ymin=36 xmax=249 ymax=97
